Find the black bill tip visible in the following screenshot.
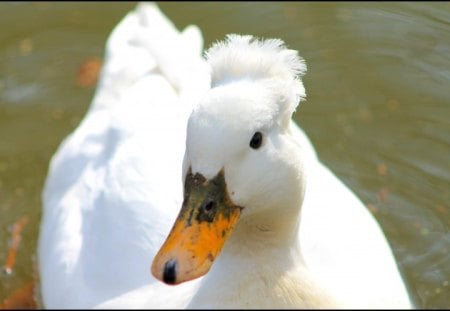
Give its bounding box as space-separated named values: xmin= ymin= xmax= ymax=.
xmin=163 ymin=258 xmax=177 ymax=285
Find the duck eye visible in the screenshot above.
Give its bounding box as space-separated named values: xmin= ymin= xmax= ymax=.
xmin=249 ymin=132 xmax=263 ymax=149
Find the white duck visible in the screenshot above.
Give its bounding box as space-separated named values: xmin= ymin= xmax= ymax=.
xmin=38 ymin=3 xmax=413 ymax=309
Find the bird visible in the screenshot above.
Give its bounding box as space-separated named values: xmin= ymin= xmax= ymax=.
xmin=37 ymin=2 xmax=413 ymax=309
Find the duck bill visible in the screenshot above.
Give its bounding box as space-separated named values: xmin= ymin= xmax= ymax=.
xmin=151 ymin=168 xmax=242 ymax=285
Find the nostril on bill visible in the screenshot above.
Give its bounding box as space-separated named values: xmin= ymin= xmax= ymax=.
xmin=163 ymin=258 xmax=177 ymax=284
xmin=203 ymin=200 xmax=215 ymax=212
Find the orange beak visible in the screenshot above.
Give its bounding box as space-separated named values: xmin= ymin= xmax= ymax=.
xmin=151 ymin=168 xmax=242 ymax=285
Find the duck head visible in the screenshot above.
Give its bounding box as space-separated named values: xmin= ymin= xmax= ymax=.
xmin=151 ymin=34 xmax=307 ymax=285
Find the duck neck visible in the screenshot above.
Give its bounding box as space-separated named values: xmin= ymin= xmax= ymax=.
xmin=187 ymin=207 xmax=337 ymax=308
xmin=225 ymin=207 xmax=304 ymax=263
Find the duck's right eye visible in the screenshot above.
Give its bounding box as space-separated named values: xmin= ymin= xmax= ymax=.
xmin=249 ymin=132 xmax=263 ymax=149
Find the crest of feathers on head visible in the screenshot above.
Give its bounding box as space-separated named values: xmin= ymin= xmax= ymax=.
xmin=205 ymin=34 xmax=307 ymax=110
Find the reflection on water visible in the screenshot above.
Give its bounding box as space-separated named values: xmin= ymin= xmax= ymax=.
xmin=0 ymin=2 xmax=448 ymax=308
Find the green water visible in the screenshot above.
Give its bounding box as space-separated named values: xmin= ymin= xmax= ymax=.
xmin=0 ymin=2 xmax=449 ymax=308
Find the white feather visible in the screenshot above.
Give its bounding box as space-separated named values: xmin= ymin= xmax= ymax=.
xmin=38 ymin=3 xmax=413 ymax=309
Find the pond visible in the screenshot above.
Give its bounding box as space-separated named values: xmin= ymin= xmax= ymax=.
xmin=0 ymin=2 xmax=448 ymax=308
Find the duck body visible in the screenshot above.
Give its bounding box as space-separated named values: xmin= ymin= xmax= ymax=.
xmin=38 ymin=3 xmax=413 ymax=309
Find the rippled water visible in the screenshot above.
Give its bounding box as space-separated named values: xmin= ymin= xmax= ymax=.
xmin=0 ymin=2 xmax=448 ymax=308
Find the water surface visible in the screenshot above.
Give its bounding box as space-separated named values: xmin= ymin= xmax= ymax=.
xmin=0 ymin=2 xmax=448 ymax=308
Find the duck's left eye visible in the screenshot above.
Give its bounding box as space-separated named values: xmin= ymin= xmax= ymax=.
xmin=249 ymin=132 xmax=263 ymax=149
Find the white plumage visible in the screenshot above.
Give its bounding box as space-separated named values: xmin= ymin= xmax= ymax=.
xmin=38 ymin=3 xmax=413 ymax=308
